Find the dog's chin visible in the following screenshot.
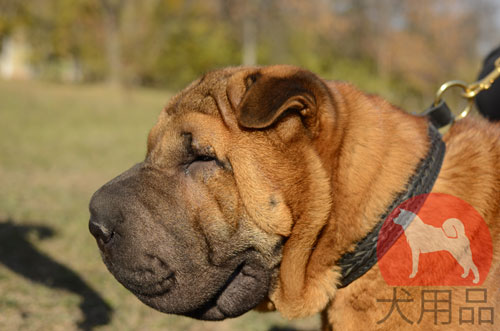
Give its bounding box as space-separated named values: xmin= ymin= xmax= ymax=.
xmin=131 ymin=263 xmax=272 ymax=321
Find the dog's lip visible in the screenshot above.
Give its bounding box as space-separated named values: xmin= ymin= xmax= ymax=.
xmin=184 ymin=262 xmax=270 ymax=320
xmin=135 ymin=261 xmax=264 ymax=320
xmin=125 ymin=272 xmax=176 ymax=297
xmin=184 ymin=263 xmax=246 ymax=319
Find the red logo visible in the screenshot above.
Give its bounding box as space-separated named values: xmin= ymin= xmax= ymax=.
xmin=377 ymin=193 xmax=492 ymax=286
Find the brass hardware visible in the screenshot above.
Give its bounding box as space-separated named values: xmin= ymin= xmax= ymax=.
xmin=434 ymin=57 xmax=500 ymax=122
xmin=463 ymin=57 xmax=500 ymax=99
xmin=433 ymin=80 xmax=473 ymax=121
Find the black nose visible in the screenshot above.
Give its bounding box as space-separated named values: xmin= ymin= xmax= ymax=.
xmin=89 ymin=187 xmax=122 ymax=249
xmin=89 ymin=220 xmax=114 ymax=245
xmin=89 ymin=163 xmax=146 ymax=250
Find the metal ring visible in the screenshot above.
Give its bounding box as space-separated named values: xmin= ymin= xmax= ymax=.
xmin=433 ymin=59 xmax=500 ymax=123
xmin=455 ymin=98 xmax=474 ymax=121
xmin=434 ymin=80 xmax=468 ymax=106
xmin=434 ymin=80 xmax=473 ymax=123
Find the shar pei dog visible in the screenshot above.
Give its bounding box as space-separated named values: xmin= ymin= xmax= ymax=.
xmin=89 ymin=65 xmax=500 ymax=330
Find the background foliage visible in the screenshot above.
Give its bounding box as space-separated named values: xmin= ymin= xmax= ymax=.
xmin=1 ymin=0 xmax=498 ymax=97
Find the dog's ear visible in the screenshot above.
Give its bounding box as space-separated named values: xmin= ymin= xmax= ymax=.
xmin=228 ymin=67 xmax=331 ymax=130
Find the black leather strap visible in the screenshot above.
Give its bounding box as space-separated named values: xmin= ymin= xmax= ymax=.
xmin=421 ymin=100 xmax=454 ymax=129
xmin=337 ymin=123 xmax=445 ymax=288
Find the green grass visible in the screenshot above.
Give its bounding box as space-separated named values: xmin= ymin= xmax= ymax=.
xmin=0 ymin=80 xmax=319 ymax=331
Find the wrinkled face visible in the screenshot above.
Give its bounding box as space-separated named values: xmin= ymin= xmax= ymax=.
xmin=89 ymin=66 xmax=333 ymax=320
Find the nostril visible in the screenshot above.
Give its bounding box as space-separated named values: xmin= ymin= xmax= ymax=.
xmin=89 ymin=221 xmax=115 ymax=245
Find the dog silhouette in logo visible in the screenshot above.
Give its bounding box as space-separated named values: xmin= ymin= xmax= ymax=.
xmin=393 ymin=209 xmax=479 ymax=284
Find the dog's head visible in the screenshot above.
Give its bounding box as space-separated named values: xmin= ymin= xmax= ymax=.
xmin=89 ymin=65 xmax=337 ymax=320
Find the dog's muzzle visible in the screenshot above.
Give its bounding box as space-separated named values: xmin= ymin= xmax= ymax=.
xmin=89 ymin=163 xmax=279 ymax=320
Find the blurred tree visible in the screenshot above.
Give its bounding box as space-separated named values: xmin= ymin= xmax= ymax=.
xmin=241 ymin=1 xmax=258 ymax=66
xmin=0 ymin=0 xmax=497 ymax=100
xmin=0 ymin=0 xmax=105 ymax=81
xmin=124 ymin=0 xmax=240 ymax=88
xmin=99 ymin=0 xmax=129 ymax=85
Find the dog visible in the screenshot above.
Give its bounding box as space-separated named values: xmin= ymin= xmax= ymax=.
xmin=393 ymin=209 xmax=480 ymax=283
xmin=89 ymin=65 xmax=500 ymax=330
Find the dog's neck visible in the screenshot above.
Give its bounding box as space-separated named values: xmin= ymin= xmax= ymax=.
xmin=339 ymin=122 xmax=444 ymax=286
xmin=318 ymin=82 xmax=436 ymax=276
xmin=271 ymin=81 xmax=446 ymax=316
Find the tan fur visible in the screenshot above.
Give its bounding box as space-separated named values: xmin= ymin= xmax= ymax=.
xmin=323 ymin=117 xmax=500 ymax=330
xmin=146 ymin=65 xmax=500 ymax=329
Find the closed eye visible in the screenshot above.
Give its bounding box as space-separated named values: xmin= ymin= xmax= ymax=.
xmin=185 ymin=155 xmax=220 ymax=175
xmin=192 ymin=154 xmax=217 ymax=163
xmin=180 ymin=132 xmax=231 ymax=174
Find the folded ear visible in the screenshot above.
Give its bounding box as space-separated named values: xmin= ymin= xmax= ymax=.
xmin=232 ymin=67 xmax=331 ymax=130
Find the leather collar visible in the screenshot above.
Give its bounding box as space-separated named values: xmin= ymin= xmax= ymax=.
xmin=337 ymin=123 xmax=445 ymax=288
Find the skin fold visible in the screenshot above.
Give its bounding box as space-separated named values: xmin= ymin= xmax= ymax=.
xmin=89 ymin=65 xmax=500 ymax=330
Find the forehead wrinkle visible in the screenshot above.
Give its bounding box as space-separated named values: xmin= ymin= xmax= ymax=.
xmin=164 ymin=67 xmax=242 ymax=117
xmin=164 ymin=76 xmax=204 ymax=116
xmin=170 ymin=89 xmax=220 ymax=117
xmin=178 ymin=112 xmax=231 ymax=158
xmin=203 ymin=71 xmax=241 ymax=130
xmin=147 ymin=116 xmax=184 ymax=168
